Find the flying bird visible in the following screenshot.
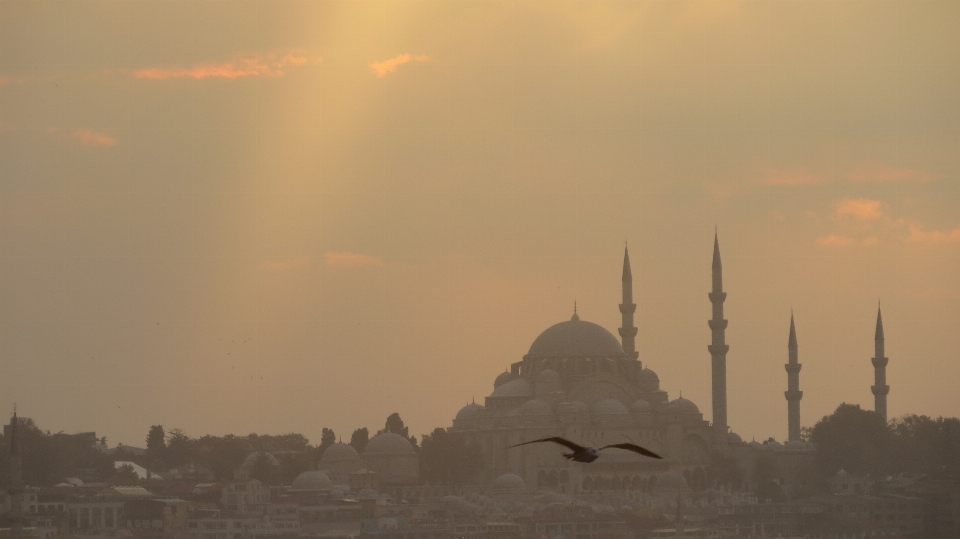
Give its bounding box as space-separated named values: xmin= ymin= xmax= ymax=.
xmin=509 ymin=437 xmax=663 ymax=463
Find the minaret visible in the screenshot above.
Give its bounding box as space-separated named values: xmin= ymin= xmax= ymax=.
xmin=619 ymin=244 xmax=639 ymax=361
xmin=784 ymin=313 xmax=803 ymax=442
xmin=8 ymin=409 xmax=24 ymax=539
xmin=708 ymin=232 xmax=729 ymax=440
xmin=871 ymin=305 xmax=889 ymax=422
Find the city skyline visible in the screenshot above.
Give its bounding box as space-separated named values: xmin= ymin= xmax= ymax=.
xmin=1 ymin=1 xmax=958 ymax=447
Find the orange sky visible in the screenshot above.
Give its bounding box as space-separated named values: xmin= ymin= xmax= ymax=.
xmin=1 ymin=0 xmax=958 ymax=447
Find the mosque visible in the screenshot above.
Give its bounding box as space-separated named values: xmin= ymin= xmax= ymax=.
xmin=449 ymin=236 xmax=738 ymax=493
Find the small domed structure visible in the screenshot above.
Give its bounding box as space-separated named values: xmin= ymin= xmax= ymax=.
xmin=728 ymin=432 xmax=744 ymax=443
xmin=593 ymin=399 xmax=629 ymax=415
xmin=666 ymin=397 xmax=701 ymax=415
xmin=490 ymin=378 xmax=534 ymax=398
xmin=364 ymin=433 xmax=416 ymax=456
xmin=637 ymin=367 xmax=660 ymax=391
xmin=241 ymin=451 xmax=279 ymax=470
xmin=456 ymin=402 xmax=485 ymax=421
xmin=492 ymin=473 xmax=525 ymax=491
xmin=494 ymin=371 xmax=517 ymax=388
xmin=748 ymin=439 xmax=762 ymax=449
xmin=631 ymin=399 xmax=652 ymax=413
xmin=290 ymin=471 xmax=333 ymax=492
xmin=763 ymin=440 xmax=784 ymax=450
xmin=518 ymin=399 xmax=551 ymax=416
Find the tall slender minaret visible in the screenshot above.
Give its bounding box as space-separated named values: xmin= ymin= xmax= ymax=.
xmin=8 ymin=409 xmax=24 ymax=539
xmin=619 ymin=244 xmax=639 ymax=361
xmin=871 ymin=305 xmax=889 ymax=422
xmin=785 ymin=313 xmax=803 ymax=442
xmin=708 ymin=232 xmax=729 ymax=440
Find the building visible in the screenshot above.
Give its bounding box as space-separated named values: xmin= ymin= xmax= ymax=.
xmin=450 ymin=244 xmax=728 ymax=492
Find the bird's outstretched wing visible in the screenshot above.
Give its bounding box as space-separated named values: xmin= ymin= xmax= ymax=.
xmin=509 ymin=437 xmax=585 ymax=453
xmin=599 ymin=443 xmax=664 ymax=459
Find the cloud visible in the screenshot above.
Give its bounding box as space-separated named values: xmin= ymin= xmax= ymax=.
xmin=759 ymin=169 xmax=829 ymax=186
xmin=369 ymin=54 xmax=429 ymax=78
xmin=324 ymin=252 xmax=384 ymax=268
xmin=73 ymin=129 xmax=117 ymax=147
xmin=816 ymin=234 xmax=855 ymax=247
xmin=836 ymin=198 xmax=883 ymax=221
xmin=259 ymin=256 xmax=312 ymax=271
xmin=135 ymin=53 xmax=311 ymax=80
xmin=907 ymin=224 xmax=960 ymax=244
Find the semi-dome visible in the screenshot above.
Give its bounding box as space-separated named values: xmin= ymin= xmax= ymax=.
xmin=290 ymin=471 xmax=333 ymax=492
xmin=364 ymin=433 xmax=416 ymax=456
xmin=527 ymin=318 xmax=625 ymax=358
xmin=536 ymin=369 xmax=561 ymax=383
xmin=494 ymin=371 xmax=517 ymax=388
xmin=456 ymin=402 xmax=485 ymax=421
xmin=518 ymin=399 xmax=551 ymax=415
xmin=593 ymin=399 xmax=629 ymax=415
xmin=630 ymin=399 xmax=652 ymax=413
xmin=492 ymin=473 xmax=525 ymax=490
xmin=489 ymin=378 xmax=533 ymax=398
xmin=666 ymin=397 xmax=701 ymax=415
xmin=241 ymin=451 xmax=279 ymax=469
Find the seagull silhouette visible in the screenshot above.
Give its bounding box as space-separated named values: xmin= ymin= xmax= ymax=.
xmin=509 ymin=437 xmax=663 ymax=463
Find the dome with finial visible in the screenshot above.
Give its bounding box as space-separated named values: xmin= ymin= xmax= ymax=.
xmin=456 ymin=400 xmax=484 ymax=421
xmin=526 ymin=309 xmax=625 ymax=358
xmin=494 ymin=371 xmax=517 ymax=388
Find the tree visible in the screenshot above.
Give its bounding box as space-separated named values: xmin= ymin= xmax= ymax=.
xmin=350 ymin=428 xmax=369 ymax=453
xmin=249 ymin=452 xmax=277 ymax=484
xmin=318 ymin=428 xmax=336 ymax=458
xmin=165 ymin=429 xmax=192 ymax=467
xmin=379 ymin=413 xmax=418 ymax=448
xmin=811 ymin=403 xmax=890 ymax=477
xmin=753 ymin=453 xmax=784 ymax=503
xmin=146 ymin=425 xmax=166 ymax=456
xmin=419 ymin=428 xmax=483 ymax=486
xmin=113 ymin=464 xmax=140 ymax=486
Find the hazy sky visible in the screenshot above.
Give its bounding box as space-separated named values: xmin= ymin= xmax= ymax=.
xmin=1 ymin=1 xmax=958 ymax=448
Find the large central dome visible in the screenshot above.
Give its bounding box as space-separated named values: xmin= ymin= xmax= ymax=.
xmin=527 ymin=317 xmax=625 ymax=358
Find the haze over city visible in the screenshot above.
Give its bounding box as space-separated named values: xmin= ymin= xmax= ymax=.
xmin=1 ymin=0 xmax=958 ymax=449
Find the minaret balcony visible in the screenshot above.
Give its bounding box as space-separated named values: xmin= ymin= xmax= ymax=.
xmin=871 ymin=356 xmax=888 ymax=368
xmin=708 ymin=344 xmax=729 ymax=355
xmin=784 ymin=390 xmax=803 ymax=401
xmin=708 ymin=319 xmax=728 ymax=330
xmin=784 ymin=364 xmax=802 ymax=374
xmin=871 ymin=384 xmax=889 ymax=396
xmin=708 ymin=292 xmax=727 ymax=302
xmin=619 ymin=303 xmax=637 ymax=314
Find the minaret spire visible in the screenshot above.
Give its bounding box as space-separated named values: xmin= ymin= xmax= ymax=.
xmin=871 ymin=304 xmax=889 ymax=422
xmin=785 ymin=312 xmax=803 ymax=442
xmin=708 ymin=231 xmax=729 ymax=441
xmin=619 ymin=243 xmax=639 ymax=360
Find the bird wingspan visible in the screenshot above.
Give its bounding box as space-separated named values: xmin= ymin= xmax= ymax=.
xmin=509 ymin=437 xmax=585 ymax=453
xmin=599 ymin=443 xmax=663 ymax=459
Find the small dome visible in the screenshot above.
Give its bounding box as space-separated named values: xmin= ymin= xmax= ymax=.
xmin=763 ymin=440 xmax=784 ymax=450
xmin=527 ymin=319 xmax=625 ymax=358
xmin=667 ymin=397 xmax=701 ymax=415
xmin=364 ymin=433 xmax=416 ymax=456
xmin=728 ymin=432 xmax=744 ymax=443
xmin=494 ymin=371 xmax=517 ymax=388
xmin=490 ymin=378 xmax=534 ymax=398
xmin=241 ymin=451 xmax=279 ymax=469
xmin=456 ymin=402 xmax=485 ymax=421
xmin=593 ymin=399 xmax=629 ymax=415
xmin=656 ymin=471 xmax=688 ymax=490
xmin=291 ymin=471 xmax=333 ymax=492
xmin=536 ymin=369 xmax=561 ymax=383
xmin=518 ymin=399 xmax=552 ymax=416
xmin=492 ymin=473 xmax=525 ymax=490
xmin=748 ymin=439 xmax=762 ymax=449
xmin=638 ymin=368 xmax=659 ymax=381
xmin=323 ymin=442 xmax=359 ymax=461
xmin=631 ymin=399 xmax=652 ymax=413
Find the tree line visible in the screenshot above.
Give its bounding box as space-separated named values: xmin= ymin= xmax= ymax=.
xmin=0 ymin=412 xmax=483 ymax=488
